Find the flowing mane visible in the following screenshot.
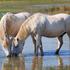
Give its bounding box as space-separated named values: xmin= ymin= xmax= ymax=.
xmin=15 ymin=13 xmax=36 ymax=41
xmin=16 ymin=23 xmax=29 ymax=41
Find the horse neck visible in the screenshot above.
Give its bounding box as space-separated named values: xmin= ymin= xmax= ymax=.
xmin=16 ymin=23 xmax=31 ymax=41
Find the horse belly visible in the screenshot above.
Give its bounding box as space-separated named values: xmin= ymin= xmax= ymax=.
xmin=43 ymin=23 xmax=65 ymax=37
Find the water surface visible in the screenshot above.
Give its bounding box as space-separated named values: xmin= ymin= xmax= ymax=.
xmin=0 ymin=1 xmax=70 ymax=70
xmin=0 ymin=55 xmax=70 ymax=70
xmin=0 ymin=34 xmax=70 ymax=70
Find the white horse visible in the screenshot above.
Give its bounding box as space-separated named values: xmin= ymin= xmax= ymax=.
xmin=0 ymin=12 xmax=31 ymax=56
xmin=12 ymin=13 xmax=70 ymax=56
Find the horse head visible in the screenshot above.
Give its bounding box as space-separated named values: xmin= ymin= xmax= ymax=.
xmin=12 ymin=37 xmax=25 ymax=48
xmin=2 ymin=35 xmax=24 ymax=57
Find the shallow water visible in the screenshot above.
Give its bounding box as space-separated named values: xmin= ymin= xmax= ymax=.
xmin=0 ymin=2 xmax=70 ymax=69
xmin=0 ymin=34 xmax=70 ymax=70
xmin=0 ymin=56 xmax=70 ymax=70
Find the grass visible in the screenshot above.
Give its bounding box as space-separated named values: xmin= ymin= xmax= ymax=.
xmin=0 ymin=0 xmax=70 ymax=4
xmin=0 ymin=0 xmax=70 ymax=14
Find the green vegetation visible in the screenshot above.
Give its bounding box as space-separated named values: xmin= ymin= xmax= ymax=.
xmin=0 ymin=0 xmax=70 ymax=4
xmin=0 ymin=0 xmax=70 ymax=15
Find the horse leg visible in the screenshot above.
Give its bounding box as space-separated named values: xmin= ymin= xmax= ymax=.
xmin=55 ymin=36 xmax=63 ymax=55
xmin=39 ymin=38 xmax=43 ymax=56
xmin=67 ymin=32 xmax=70 ymax=47
xmin=35 ymin=34 xmax=43 ymax=56
xmin=31 ymin=35 xmax=36 ymax=55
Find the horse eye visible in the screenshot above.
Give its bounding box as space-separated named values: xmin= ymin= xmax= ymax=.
xmin=17 ymin=38 xmax=19 ymax=41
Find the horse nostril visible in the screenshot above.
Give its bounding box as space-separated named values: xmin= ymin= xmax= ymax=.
xmin=12 ymin=41 xmax=18 ymax=48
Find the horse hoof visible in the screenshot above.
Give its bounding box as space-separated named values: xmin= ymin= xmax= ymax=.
xmin=55 ymin=51 xmax=59 ymax=55
xmin=7 ymin=53 xmax=18 ymax=57
xmin=7 ymin=55 xmax=11 ymax=57
xmin=14 ymin=54 xmax=18 ymax=57
xmin=12 ymin=53 xmax=18 ymax=57
xmin=7 ymin=54 xmax=12 ymax=57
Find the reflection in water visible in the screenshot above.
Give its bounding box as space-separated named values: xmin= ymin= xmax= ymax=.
xmin=57 ymin=56 xmax=70 ymax=70
xmin=1 ymin=55 xmax=70 ymax=70
xmin=2 ymin=56 xmax=25 ymax=70
xmin=31 ymin=55 xmax=68 ymax=70
xmin=45 ymin=56 xmax=70 ymax=70
xmin=57 ymin=56 xmax=63 ymax=70
xmin=32 ymin=56 xmax=43 ymax=70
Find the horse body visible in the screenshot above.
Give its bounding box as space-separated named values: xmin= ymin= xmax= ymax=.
xmin=0 ymin=12 xmax=30 ymax=56
xmin=13 ymin=13 xmax=70 ymax=56
xmin=42 ymin=14 xmax=66 ymax=37
xmin=23 ymin=13 xmax=68 ymax=37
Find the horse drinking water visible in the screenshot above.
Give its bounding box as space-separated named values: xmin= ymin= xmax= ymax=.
xmin=0 ymin=12 xmax=31 ymax=56
xmin=12 ymin=13 xmax=70 ymax=56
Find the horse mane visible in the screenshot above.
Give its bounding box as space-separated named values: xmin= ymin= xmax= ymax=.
xmin=15 ymin=13 xmax=43 ymax=41
xmin=15 ymin=14 xmax=34 ymax=41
